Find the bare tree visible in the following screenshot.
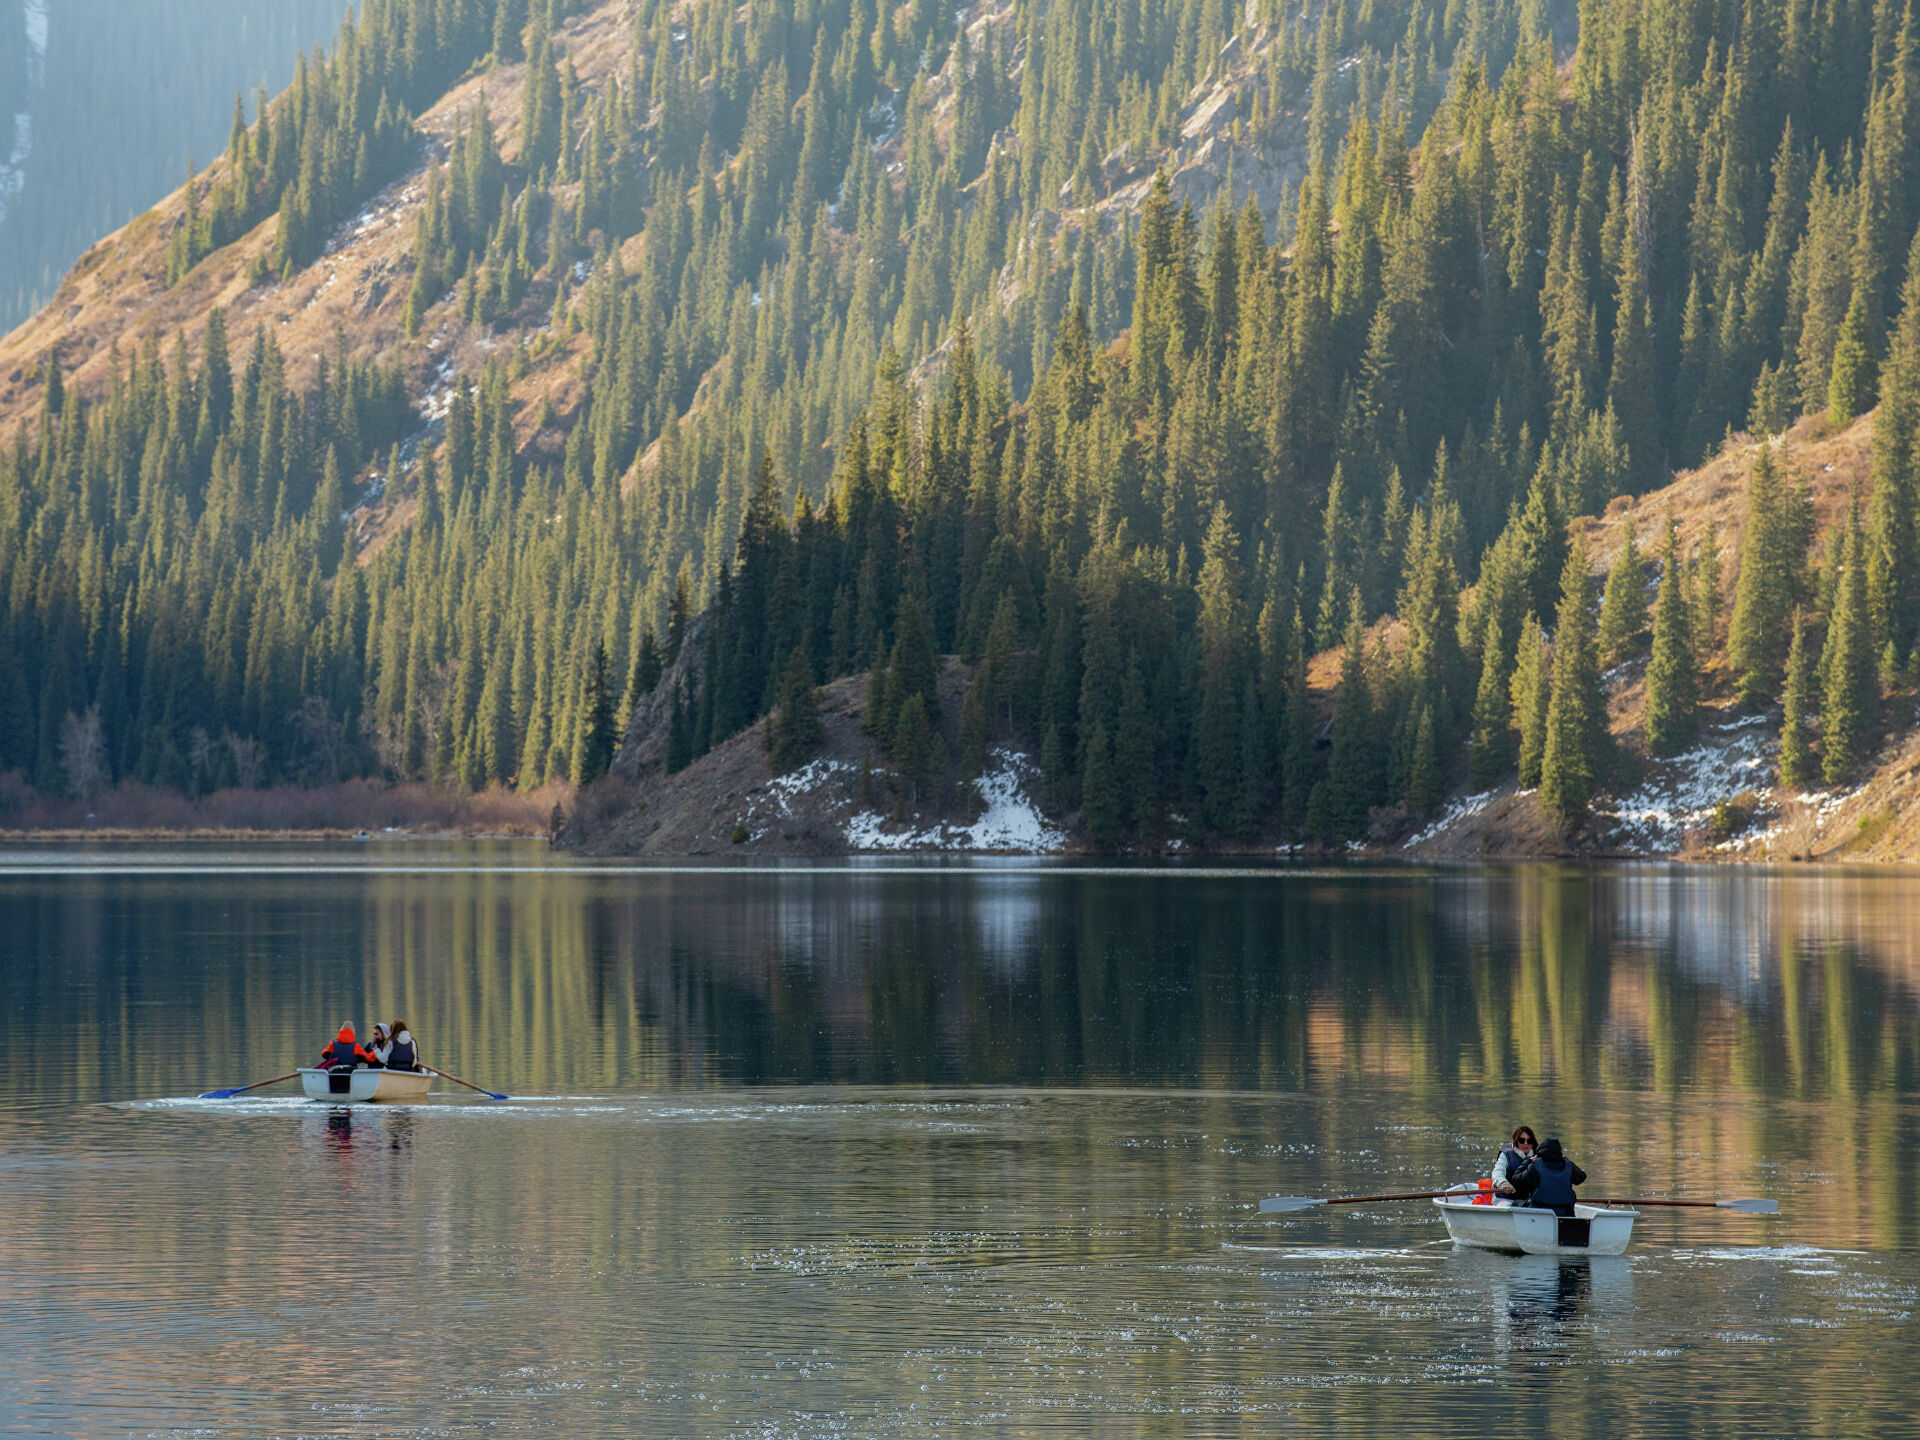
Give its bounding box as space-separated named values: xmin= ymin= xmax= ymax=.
xmin=58 ymin=705 xmax=108 ymax=801
xmin=360 ymin=683 xmax=408 ymax=780
xmin=414 ymin=658 xmax=460 ymax=785
xmin=187 ymin=726 xmax=217 ymax=789
xmin=288 ymin=696 xmax=344 ymax=786
xmin=225 ymin=732 xmax=265 ymax=789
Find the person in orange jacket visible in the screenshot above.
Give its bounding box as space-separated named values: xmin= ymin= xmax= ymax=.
xmin=318 ymin=1022 xmax=376 ymax=1070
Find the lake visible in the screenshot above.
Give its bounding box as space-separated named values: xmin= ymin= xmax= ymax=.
xmin=2 ymin=846 xmax=1915 ymax=1435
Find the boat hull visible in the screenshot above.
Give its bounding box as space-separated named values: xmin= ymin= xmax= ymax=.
xmin=1434 ymin=1197 xmax=1637 ymax=1256
xmin=298 ymin=1067 xmax=435 ymax=1103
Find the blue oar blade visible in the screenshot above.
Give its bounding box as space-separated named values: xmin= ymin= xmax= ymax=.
xmin=199 ymin=1087 xmax=245 ymax=1099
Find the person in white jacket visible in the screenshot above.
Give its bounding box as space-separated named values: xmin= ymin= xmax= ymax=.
xmin=1491 ymin=1125 xmax=1538 ymax=1195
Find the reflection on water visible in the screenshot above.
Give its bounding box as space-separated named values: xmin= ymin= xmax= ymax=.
xmin=2 ymin=851 xmax=1918 ymax=1434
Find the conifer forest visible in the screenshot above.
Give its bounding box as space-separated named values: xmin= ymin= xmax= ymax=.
xmin=8 ymin=0 xmax=1920 ymax=847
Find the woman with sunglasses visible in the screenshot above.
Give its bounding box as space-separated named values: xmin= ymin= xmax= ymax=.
xmin=1491 ymin=1125 xmax=1538 ymax=1196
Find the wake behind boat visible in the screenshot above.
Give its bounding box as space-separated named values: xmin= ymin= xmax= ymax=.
xmin=297 ymin=1066 xmax=436 ymax=1102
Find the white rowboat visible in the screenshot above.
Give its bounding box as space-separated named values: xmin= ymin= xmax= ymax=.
xmin=297 ymin=1067 xmax=435 ymax=1103
xmin=1433 ymin=1194 xmax=1638 ymax=1256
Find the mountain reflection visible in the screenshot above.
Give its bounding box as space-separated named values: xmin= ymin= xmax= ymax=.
xmin=4 ymin=861 xmax=1919 ymax=1109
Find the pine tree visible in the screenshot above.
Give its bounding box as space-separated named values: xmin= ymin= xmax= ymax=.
xmin=1867 ymin=225 xmax=1920 ymax=668
xmin=1280 ymin=605 xmax=1317 ymax=831
xmin=572 ymin=642 xmax=617 ymax=784
xmin=891 ymin=693 xmax=940 ymax=808
xmin=1405 ymin=703 xmax=1440 ymax=814
xmin=1470 ymin=614 xmax=1513 ymax=787
xmin=1195 ymin=506 xmax=1250 ymax=831
xmin=1324 ymin=593 xmax=1376 ymax=838
xmin=1729 ymin=445 xmax=1797 ymax=704
xmin=625 ymin=627 xmax=663 ymax=717
xmin=1827 ymin=288 xmax=1876 ymax=425
xmin=1779 ymin=609 xmax=1817 ymax=789
xmin=1081 ymin=719 xmax=1124 ymax=848
xmin=767 ymin=648 xmax=824 ymax=773
xmin=1540 ymin=539 xmax=1601 ymax=832
xmin=1596 ymin=508 xmax=1647 ymax=667
xmin=1511 ymin=616 xmax=1550 ymax=789
xmin=1645 ymin=513 xmax=1699 ymax=755
xmin=1821 ymin=498 xmax=1877 ymax=783
xmin=1116 ymin=658 xmax=1157 ymax=834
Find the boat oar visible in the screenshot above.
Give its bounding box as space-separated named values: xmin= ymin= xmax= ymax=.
xmin=1590 ymin=1197 xmax=1780 ymax=1214
xmin=1261 ymin=1190 xmax=1466 ymax=1213
xmin=199 ymin=1071 xmax=300 ymax=1100
xmin=425 ymin=1066 xmax=508 ymax=1101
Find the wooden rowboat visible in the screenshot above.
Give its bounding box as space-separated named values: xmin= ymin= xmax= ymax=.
xmin=1433 ymin=1192 xmax=1638 ymax=1256
xmin=297 ymin=1067 xmax=435 ymax=1103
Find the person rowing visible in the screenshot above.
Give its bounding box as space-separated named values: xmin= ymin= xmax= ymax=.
xmin=1492 ymin=1125 xmax=1538 ymax=1196
xmin=318 ymin=1022 xmax=376 ymax=1071
xmin=1510 ymin=1135 xmax=1587 ymax=1216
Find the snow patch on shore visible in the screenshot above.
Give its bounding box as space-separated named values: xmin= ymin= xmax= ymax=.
xmin=1606 ymin=714 xmax=1776 ymax=850
xmin=844 ymin=750 xmax=1064 ymax=853
xmin=1405 ymin=786 xmax=1503 ymax=847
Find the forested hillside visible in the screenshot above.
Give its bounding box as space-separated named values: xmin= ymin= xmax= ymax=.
xmin=7 ymin=0 xmax=1920 ymax=849
xmin=0 ymin=0 xmax=356 ymax=331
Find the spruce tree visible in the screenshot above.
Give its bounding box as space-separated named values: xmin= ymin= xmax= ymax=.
xmin=626 ymin=628 xmax=663 ymax=716
xmin=1821 ymin=499 xmax=1877 ymax=783
xmin=1116 ymin=658 xmax=1158 ymax=834
xmin=1470 ymin=614 xmax=1513 ymax=787
xmin=1280 ymin=605 xmax=1317 ymax=831
xmin=1645 ymin=513 xmax=1699 ymax=755
xmin=892 ymin=694 xmax=940 ymax=809
xmin=1779 ymin=609 xmax=1817 ymax=789
xmin=1540 ymin=540 xmax=1601 ymax=832
xmin=1081 ymin=720 xmax=1124 ymax=848
xmin=1827 ymin=288 xmax=1876 ymax=425
xmin=767 ymin=648 xmax=824 ymax=773
xmin=1867 ymin=225 xmax=1920 ymax=668
xmin=1325 ymin=594 xmax=1376 ymax=837
xmin=1511 ymin=616 xmax=1550 ymax=789
xmin=1728 ymin=446 xmax=1797 ymax=704
xmin=1596 ymin=508 xmax=1647 ymax=667
xmin=573 ymin=642 xmax=617 ymax=784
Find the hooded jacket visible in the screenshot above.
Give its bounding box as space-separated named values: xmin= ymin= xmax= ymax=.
xmin=1512 ymin=1137 xmax=1587 ymax=1214
xmin=386 ymin=1029 xmax=418 ymax=1070
xmin=321 ymin=1025 xmax=375 ymax=1069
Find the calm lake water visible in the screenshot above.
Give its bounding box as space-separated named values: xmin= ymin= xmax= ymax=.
xmin=2 ymin=846 xmax=1916 ymax=1436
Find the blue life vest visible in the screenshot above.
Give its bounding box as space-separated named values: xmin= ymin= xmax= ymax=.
xmin=325 ymin=1037 xmax=360 ymax=1068
xmin=1499 ymin=1146 xmax=1528 ymax=1180
xmin=1528 ymin=1157 xmax=1579 ymax=1212
xmin=388 ymin=1036 xmax=417 ymax=1070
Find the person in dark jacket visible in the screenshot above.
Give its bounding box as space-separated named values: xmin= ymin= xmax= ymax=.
xmin=384 ymin=1021 xmax=420 ymax=1072
xmin=319 ymin=1023 xmax=376 ymax=1070
xmin=1510 ymin=1136 xmax=1587 ymax=1216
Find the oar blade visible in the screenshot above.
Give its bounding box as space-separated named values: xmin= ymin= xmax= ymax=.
xmin=1259 ymin=1195 xmax=1328 ymax=1214
xmin=1719 ymin=1197 xmax=1780 ymax=1215
xmin=198 ymin=1087 xmax=245 ymax=1099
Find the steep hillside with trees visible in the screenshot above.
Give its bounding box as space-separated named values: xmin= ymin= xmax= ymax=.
xmin=10 ymin=0 xmax=1920 ymax=853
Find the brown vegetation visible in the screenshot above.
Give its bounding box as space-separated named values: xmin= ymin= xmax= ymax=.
xmin=0 ymin=774 xmax=566 ymax=838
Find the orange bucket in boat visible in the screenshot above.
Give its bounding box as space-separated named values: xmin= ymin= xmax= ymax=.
xmin=1473 ymin=1177 xmax=1493 ymax=1205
